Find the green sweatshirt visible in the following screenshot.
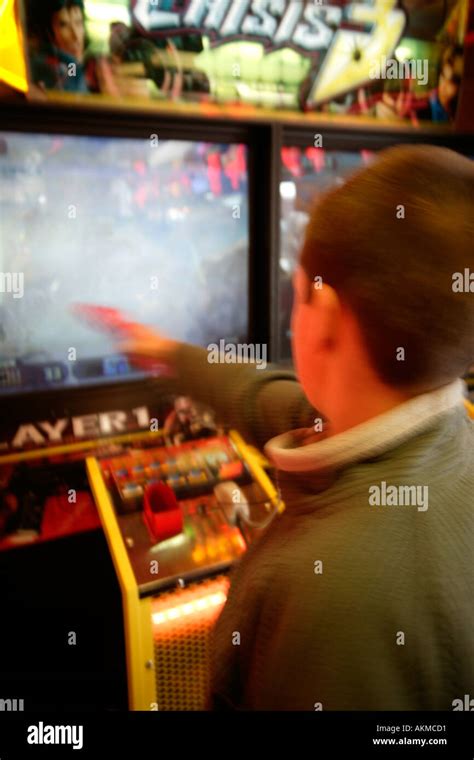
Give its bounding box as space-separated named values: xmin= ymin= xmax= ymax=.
xmin=168 ymin=344 xmax=474 ymax=710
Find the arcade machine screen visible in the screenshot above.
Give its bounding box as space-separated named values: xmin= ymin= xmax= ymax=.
xmin=278 ymin=147 xmax=373 ymax=361
xmin=0 ymin=131 xmax=249 ymax=394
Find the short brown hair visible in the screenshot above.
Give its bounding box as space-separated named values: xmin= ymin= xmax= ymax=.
xmin=300 ymin=144 xmax=474 ymax=389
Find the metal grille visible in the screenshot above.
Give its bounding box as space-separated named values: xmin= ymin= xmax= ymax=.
xmin=151 ymin=575 xmax=229 ymax=710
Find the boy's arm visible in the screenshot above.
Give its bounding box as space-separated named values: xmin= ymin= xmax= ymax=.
xmin=161 ymin=343 xmax=315 ymax=449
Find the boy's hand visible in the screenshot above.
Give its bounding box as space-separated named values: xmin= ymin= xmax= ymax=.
xmin=118 ymin=324 xmax=179 ymax=370
xmin=71 ymin=303 xmax=179 ymax=371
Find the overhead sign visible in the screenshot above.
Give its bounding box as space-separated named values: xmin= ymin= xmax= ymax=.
xmin=21 ymin=0 xmax=467 ymax=123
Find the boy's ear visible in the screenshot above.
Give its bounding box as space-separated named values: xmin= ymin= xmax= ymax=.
xmin=309 ymin=283 xmax=341 ymax=349
xmin=293 ymin=266 xmax=312 ymax=304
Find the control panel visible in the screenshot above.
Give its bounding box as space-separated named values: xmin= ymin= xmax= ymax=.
xmin=91 ymin=433 xmax=274 ymax=595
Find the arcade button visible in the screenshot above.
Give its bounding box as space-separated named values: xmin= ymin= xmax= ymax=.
xmin=121 ymin=483 xmax=144 ymax=500
xmin=218 ymin=460 xmax=244 ymax=480
xmin=167 ymin=474 xmax=187 ymax=489
xmin=145 ymin=464 xmax=161 ymax=479
xmin=187 ymin=469 xmax=208 ymax=485
xmin=205 ymin=453 xmax=226 ymax=468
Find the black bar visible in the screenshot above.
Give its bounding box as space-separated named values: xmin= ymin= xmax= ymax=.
xmin=0 ymin=711 xmax=473 ymax=757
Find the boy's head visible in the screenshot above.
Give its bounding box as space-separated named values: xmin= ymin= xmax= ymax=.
xmin=292 ymin=145 xmax=474 ymax=424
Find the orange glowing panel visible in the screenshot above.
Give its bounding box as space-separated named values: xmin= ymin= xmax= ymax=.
xmin=151 ymin=580 xmax=229 ymax=628
xmin=152 ymin=590 xmax=227 ymax=626
xmin=0 ymin=0 xmax=28 ymax=93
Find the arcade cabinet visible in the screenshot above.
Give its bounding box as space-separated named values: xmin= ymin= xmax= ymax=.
xmin=0 ymin=115 xmax=278 ymax=710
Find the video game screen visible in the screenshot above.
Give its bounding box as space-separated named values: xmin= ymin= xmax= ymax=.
xmin=0 ymin=132 xmax=249 ymax=394
xmin=278 ymin=147 xmax=374 ymax=361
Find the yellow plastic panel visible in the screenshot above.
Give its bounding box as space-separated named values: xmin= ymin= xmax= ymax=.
xmin=0 ymin=0 xmax=28 ymax=92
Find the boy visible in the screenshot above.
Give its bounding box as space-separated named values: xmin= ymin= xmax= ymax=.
xmin=121 ymin=145 xmax=474 ymax=710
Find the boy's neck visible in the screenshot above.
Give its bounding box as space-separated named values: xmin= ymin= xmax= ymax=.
xmin=322 ymin=379 xmax=415 ymax=438
xmin=327 ymin=393 xmax=412 ymax=436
